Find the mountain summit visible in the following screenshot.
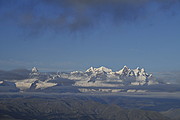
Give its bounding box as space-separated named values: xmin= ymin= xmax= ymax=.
xmin=29 ymin=67 xmax=40 ymax=76
xmin=31 ymin=67 xmax=38 ymax=73
xmin=86 ymin=66 xmax=112 ymax=73
xmin=64 ymin=66 xmax=159 ymax=87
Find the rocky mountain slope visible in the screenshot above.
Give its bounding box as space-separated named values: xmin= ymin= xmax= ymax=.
xmin=161 ymin=108 xmax=180 ymax=120
xmin=0 ymin=97 xmax=170 ymax=120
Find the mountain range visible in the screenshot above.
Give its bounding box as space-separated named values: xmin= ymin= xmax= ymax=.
xmin=0 ymin=66 xmax=170 ymax=93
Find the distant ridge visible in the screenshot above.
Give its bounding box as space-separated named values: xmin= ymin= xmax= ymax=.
xmin=0 ymin=66 xmax=168 ymax=92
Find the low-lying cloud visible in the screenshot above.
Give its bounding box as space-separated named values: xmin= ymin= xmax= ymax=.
xmin=155 ymin=71 xmax=180 ymax=84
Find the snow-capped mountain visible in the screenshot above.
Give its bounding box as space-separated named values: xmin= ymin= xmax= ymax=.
xmin=27 ymin=66 xmax=159 ymax=89
xmin=67 ymin=66 xmax=158 ymax=87
xmin=29 ymin=67 xmax=40 ymax=76
xmin=0 ymin=66 xmax=163 ymax=93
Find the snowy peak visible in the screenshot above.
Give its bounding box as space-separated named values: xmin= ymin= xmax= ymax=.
xmin=86 ymin=66 xmax=112 ymax=73
xmin=32 ymin=67 xmax=38 ymax=73
xmin=123 ymin=65 xmax=128 ymax=69
xmin=30 ymin=67 xmax=40 ymax=76
xmin=133 ymin=67 xmax=143 ymax=75
xmin=116 ymin=65 xmax=130 ymax=75
xmin=95 ymin=66 xmax=112 ymax=73
xmin=86 ymin=67 xmax=95 ymax=73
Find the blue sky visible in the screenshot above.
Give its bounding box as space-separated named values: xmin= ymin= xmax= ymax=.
xmin=0 ymin=0 xmax=180 ymax=72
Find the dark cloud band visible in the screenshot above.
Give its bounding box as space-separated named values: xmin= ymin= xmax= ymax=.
xmin=0 ymin=0 xmax=179 ymax=33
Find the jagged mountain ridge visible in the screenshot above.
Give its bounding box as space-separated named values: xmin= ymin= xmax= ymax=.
xmin=66 ymin=66 xmax=158 ymax=87
xmin=0 ymin=66 xmax=161 ymax=92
